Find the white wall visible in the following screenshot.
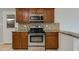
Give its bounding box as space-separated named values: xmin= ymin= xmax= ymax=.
xmin=0 ymin=9 xmax=3 ymax=43
xmin=58 ymin=33 xmax=74 ymax=51
xmin=55 ymin=8 xmax=79 ymax=33
xmin=2 ymin=8 xmax=16 ymax=43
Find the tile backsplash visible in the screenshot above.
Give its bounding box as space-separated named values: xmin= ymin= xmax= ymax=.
xmin=18 ymin=23 xmax=29 ymax=32
xmin=17 ymin=23 xmax=59 ymax=32
xmin=43 ymin=23 xmax=59 ymax=32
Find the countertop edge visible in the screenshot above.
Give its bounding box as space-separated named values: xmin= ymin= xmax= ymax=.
xmin=60 ymin=30 xmax=79 ymax=38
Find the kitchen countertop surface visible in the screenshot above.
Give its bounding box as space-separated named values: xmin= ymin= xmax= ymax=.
xmin=60 ymin=30 xmax=79 ymax=38
xmin=12 ymin=31 xmax=28 ymax=32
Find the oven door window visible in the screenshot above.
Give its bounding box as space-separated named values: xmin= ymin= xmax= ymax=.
xmin=30 ymin=35 xmax=43 ymax=43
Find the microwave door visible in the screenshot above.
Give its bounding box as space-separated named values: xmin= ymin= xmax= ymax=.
xmin=30 ymin=16 xmax=40 ymax=20
xmin=30 ymin=16 xmax=43 ymax=20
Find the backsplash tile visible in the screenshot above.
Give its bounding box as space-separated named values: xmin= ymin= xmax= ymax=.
xmin=17 ymin=23 xmax=59 ymax=32
xmin=28 ymin=23 xmax=43 ymax=28
xmin=18 ymin=23 xmax=28 ymax=32
xmin=43 ymin=23 xmax=59 ymax=32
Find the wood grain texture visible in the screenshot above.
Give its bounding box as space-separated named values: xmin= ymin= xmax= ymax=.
xmin=12 ymin=32 xmax=28 ymax=49
xmin=45 ymin=32 xmax=58 ymax=49
xmin=16 ymin=8 xmax=54 ymax=23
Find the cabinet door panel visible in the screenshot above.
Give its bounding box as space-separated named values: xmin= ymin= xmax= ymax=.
xmin=12 ymin=32 xmax=28 ymax=49
xmin=46 ymin=32 xmax=58 ymax=36
xmin=36 ymin=8 xmax=44 ymax=14
xmin=44 ymin=8 xmax=54 ymax=23
xmin=46 ymin=37 xmax=58 ymax=49
xmin=29 ymin=8 xmax=37 ymax=14
xmin=12 ymin=35 xmax=21 ymax=49
xmin=23 ymin=9 xmax=29 ymax=23
xmin=19 ymin=32 xmax=28 ymax=49
xmin=16 ymin=8 xmax=23 ymax=23
xmin=21 ymin=37 xmax=28 ymax=49
xmin=20 ymin=32 xmax=28 ymax=37
xmin=16 ymin=8 xmax=29 ymax=23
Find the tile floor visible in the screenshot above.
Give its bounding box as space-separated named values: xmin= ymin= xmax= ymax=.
xmin=0 ymin=44 xmax=46 ymax=51
xmin=0 ymin=44 xmax=58 ymax=51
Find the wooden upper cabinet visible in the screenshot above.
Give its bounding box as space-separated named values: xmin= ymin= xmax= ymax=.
xmin=29 ymin=8 xmax=54 ymax=23
xmin=16 ymin=8 xmax=29 ymax=23
xmin=23 ymin=9 xmax=29 ymax=23
xmin=29 ymin=8 xmax=37 ymax=14
xmin=44 ymin=8 xmax=54 ymax=23
xmin=16 ymin=8 xmax=23 ymax=23
xmin=36 ymin=8 xmax=44 ymax=14
xmin=16 ymin=8 xmax=54 ymax=23
xmin=29 ymin=8 xmax=44 ymax=14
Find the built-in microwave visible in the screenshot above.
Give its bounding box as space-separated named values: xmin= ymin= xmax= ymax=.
xmin=29 ymin=14 xmax=43 ymax=22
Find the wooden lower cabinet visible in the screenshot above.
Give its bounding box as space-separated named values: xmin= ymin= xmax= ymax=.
xmin=12 ymin=32 xmax=28 ymax=49
xmin=45 ymin=32 xmax=58 ymax=49
xmin=13 ymin=35 xmax=21 ymax=49
xmin=21 ymin=37 xmax=28 ymax=49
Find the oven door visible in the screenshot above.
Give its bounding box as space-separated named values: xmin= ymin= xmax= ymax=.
xmin=28 ymin=34 xmax=45 ymax=46
xmin=30 ymin=35 xmax=43 ymax=43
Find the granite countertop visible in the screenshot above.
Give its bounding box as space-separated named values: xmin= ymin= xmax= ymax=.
xmin=60 ymin=30 xmax=79 ymax=38
xmin=12 ymin=31 xmax=28 ymax=32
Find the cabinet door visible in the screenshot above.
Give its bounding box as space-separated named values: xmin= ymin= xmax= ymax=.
xmin=16 ymin=8 xmax=23 ymax=23
xmin=21 ymin=37 xmax=28 ymax=49
xmin=46 ymin=37 xmax=58 ymax=49
xmin=12 ymin=33 xmax=21 ymax=49
xmin=29 ymin=8 xmax=37 ymax=14
xmin=44 ymin=8 xmax=54 ymax=23
xmin=20 ymin=32 xmax=28 ymax=49
xmin=36 ymin=8 xmax=44 ymax=14
xmin=23 ymin=9 xmax=29 ymax=23
xmin=30 ymin=8 xmax=44 ymax=14
xmin=16 ymin=8 xmax=29 ymax=23
xmin=45 ymin=32 xmax=58 ymax=49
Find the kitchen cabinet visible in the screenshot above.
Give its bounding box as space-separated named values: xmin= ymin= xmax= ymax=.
xmin=12 ymin=32 xmax=28 ymax=49
xmin=30 ymin=8 xmax=54 ymax=23
xmin=29 ymin=8 xmax=37 ymax=14
xmin=36 ymin=8 xmax=44 ymax=14
xmin=29 ymin=8 xmax=44 ymax=14
xmin=16 ymin=8 xmax=23 ymax=23
xmin=16 ymin=8 xmax=54 ymax=23
xmin=44 ymin=8 xmax=54 ymax=23
xmin=45 ymin=32 xmax=58 ymax=49
xmin=16 ymin=8 xmax=29 ymax=23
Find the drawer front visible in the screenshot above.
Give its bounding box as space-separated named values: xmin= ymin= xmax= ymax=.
xmin=20 ymin=32 xmax=28 ymax=37
xmin=13 ymin=32 xmax=28 ymax=37
xmin=45 ymin=32 xmax=58 ymax=36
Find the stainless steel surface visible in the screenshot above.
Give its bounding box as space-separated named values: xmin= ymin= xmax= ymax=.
xmin=29 ymin=33 xmax=45 ymax=35
xmin=29 ymin=20 xmax=44 ymax=22
xmin=29 ymin=14 xmax=44 ymax=22
xmin=28 ymin=33 xmax=45 ymax=47
xmin=29 ymin=14 xmax=43 ymax=16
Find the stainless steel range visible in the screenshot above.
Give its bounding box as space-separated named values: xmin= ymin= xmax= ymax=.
xmin=28 ymin=28 xmax=45 ymax=47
